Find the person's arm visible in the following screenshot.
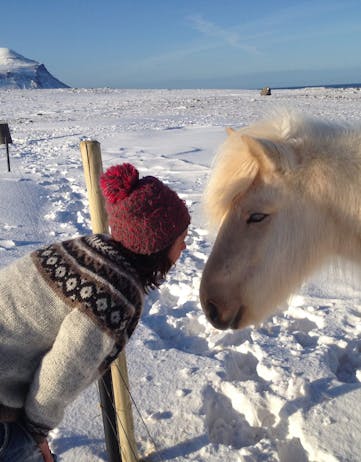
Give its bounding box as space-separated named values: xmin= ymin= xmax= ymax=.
xmin=24 ymin=309 xmax=117 ymax=439
xmin=38 ymin=439 xmax=54 ymax=462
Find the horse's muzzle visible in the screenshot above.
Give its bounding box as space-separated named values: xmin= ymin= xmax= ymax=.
xmin=204 ymin=300 xmax=244 ymax=330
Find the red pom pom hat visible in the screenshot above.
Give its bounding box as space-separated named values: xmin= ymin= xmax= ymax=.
xmin=100 ymin=163 xmax=191 ymax=255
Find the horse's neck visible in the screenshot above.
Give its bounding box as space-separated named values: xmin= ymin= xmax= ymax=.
xmin=305 ymin=133 xmax=361 ymax=258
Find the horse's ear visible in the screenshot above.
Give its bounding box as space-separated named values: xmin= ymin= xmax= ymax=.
xmin=240 ymin=135 xmax=282 ymax=173
xmin=226 ymin=127 xmax=235 ymax=136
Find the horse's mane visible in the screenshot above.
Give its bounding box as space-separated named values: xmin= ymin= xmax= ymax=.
xmin=204 ymin=109 xmax=356 ymax=229
xmin=236 ymin=108 xmax=346 ymax=141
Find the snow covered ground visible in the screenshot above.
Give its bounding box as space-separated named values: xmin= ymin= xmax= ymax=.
xmin=0 ymin=87 xmax=360 ymax=462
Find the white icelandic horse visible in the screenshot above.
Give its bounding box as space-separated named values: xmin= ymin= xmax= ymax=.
xmin=200 ymin=110 xmax=361 ymax=330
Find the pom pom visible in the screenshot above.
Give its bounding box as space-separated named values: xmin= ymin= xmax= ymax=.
xmin=100 ymin=163 xmax=139 ymax=204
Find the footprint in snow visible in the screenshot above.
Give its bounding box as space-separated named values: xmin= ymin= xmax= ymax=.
xmin=201 ymin=385 xmax=267 ymax=449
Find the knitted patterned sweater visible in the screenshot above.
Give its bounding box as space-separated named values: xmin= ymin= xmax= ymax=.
xmin=0 ymin=234 xmax=144 ymax=440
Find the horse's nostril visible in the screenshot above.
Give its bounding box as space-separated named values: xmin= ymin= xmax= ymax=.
xmin=230 ymin=305 xmax=245 ymax=329
xmin=205 ymin=300 xmax=229 ymax=330
xmin=206 ymin=301 xmax=219 ymax=324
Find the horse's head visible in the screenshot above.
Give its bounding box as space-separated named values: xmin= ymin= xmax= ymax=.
xmin=200 ymin=123 xmax=333 ymax=330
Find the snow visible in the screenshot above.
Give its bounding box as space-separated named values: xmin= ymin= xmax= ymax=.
xmin=0 ymin=87 xmax=360 ymax=462
xmin=0 ymin=48 xmax=68 ymax=89
xmin=0 ymin=48 xmax=38 ymax=70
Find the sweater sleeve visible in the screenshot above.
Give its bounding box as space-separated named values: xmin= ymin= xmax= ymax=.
xmin=24 ymin=309 xmax=117 ymax=437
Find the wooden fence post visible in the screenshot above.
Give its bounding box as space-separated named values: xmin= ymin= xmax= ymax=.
xmin=80 ymin=140 xmax=138 ymax=462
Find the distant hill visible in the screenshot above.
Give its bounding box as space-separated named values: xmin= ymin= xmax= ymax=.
xmin=0 ymin=48 xmax=69 ymax=89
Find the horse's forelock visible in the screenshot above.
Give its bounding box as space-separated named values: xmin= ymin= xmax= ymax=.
xmin=204 ymin=135 xmax=259 ymax=228
xmin=204 ymin=110 xmax=347 ymax=229
xmin=204 ymin=113 xmax=295 ymax=228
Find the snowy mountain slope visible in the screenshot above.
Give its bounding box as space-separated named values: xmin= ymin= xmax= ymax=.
xmin=0 ymin=48 xmax=69 ymax=89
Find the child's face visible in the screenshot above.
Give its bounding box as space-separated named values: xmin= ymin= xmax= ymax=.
xmin=168 ymin=228 xmax=188 ymax=264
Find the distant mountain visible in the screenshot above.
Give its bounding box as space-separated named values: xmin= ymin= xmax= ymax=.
xmin=0 ymin=48 xmax=69 ymax=89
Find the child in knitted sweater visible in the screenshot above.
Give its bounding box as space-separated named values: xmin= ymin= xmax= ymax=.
xmin=0 ymin=163 xmax=190 ymax=462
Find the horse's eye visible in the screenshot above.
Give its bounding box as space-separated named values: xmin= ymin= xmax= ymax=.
xmin=246 ymin=213 xmax=269 ymax=224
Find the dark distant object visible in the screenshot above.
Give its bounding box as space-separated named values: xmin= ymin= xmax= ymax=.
xmin=0 ymin=48 xmax=69 ymax=89
xmin=0 ymin=122 xmax=12 ymax=172
xmin=260 ymin=87 xmax=272 ymax=95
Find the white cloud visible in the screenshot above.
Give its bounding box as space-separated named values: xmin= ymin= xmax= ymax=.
xmin=187 ymin=15 xmax=259 ymax=54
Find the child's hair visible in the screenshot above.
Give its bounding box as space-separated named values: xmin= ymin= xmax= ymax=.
xmin=115 ymin=241 xmax=173 ymax=293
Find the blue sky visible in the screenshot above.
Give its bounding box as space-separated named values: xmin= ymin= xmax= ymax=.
xmin=2 ymin=0 xmax=361 ymax=88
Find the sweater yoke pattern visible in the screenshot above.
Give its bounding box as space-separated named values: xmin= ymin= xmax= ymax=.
xmin=31 ymin=234 xmax=144 ymax=368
